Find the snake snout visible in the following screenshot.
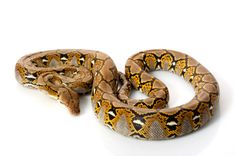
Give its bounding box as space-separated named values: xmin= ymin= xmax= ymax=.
xmin=58 ymin=87 xmax=80 ymax=115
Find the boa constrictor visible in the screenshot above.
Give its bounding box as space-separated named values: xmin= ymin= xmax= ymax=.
xmin=15 ymin=49 xmax=219 ymax=140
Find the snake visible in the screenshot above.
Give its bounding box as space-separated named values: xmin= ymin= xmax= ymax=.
xmin=15 ymin=49 xmax=219 ymax=140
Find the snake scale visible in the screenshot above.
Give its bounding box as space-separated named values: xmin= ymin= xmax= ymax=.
xmin=15 ymin=49 xmax=219 ymax=140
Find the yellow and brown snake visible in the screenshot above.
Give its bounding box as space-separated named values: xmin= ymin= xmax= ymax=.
xmin=15 ymin=49 xmax=219 ymax=140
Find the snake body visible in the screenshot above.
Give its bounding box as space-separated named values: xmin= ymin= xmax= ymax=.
xmin=15 ymin=49 xmax=219 ymax=140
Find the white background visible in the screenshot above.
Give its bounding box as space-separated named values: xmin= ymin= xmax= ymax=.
xmin=0 ymin=0 xmax=234 ymax=156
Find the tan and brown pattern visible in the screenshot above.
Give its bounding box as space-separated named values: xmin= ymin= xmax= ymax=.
xmin=15 ymin=49 xmax=219 ymax=140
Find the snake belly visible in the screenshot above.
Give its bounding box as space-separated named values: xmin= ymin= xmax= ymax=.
xmin=15 ymin=49 xmax=219 ymax=140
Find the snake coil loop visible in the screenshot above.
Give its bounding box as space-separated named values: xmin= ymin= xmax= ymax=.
xmin=15 ymin=49 xmax=219 ymax=140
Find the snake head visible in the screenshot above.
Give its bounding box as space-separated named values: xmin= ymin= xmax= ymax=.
xmin=36 ymin=66 xmax=93 ymax=115
xmin=58 ymin=87 xmax=80 ymax=115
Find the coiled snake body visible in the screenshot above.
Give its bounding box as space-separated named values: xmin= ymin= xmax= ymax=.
xmin=15 ymin=49 xmax=219 ymax=140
